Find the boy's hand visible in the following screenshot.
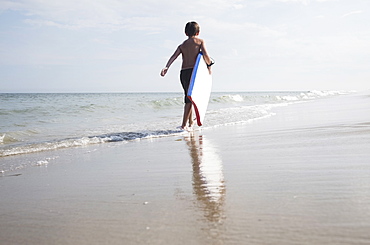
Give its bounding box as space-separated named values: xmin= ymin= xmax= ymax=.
xmin=160 ymin=67 xmax=168 ymax=77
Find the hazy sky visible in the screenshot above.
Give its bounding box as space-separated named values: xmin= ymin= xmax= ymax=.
xmin=0 ymin=0 xmax=369 ymax=92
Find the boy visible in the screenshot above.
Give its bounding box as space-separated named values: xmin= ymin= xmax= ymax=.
xmin=160 ymin=21 xmax=213 ymax=130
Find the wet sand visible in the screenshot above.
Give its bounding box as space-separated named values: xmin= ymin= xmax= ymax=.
xmin=1 ymin=92 xmax=370 ymax=244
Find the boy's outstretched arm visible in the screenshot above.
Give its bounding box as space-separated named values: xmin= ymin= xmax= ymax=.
xmin=161 ymin=46 xmax=181 ymax=77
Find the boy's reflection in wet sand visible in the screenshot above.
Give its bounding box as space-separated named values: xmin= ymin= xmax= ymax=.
xmin=185 ymin=132 xmax=226 ymax=225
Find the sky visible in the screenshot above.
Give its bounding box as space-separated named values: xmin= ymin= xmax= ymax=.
xmin=0 ymin=0 xmax=369 ymax=92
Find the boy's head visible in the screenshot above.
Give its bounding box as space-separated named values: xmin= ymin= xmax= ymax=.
xmin=185 ymin=21 xmax=200 ymax=37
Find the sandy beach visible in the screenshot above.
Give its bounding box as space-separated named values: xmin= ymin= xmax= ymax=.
xmin=1 ymin=92 xmax=370 ymax=245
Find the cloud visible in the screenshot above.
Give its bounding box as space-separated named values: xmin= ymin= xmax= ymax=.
xmin=274 ymin=0 xmax=336 ymax=4
xmin=0 ymin=0 xmax=246 ymax=32
xmin=341 ymin=10 xmax=363 ymax=18
xmin=275 ymin=0 xmax=310 ymax=4
xmin=1 ymin=0 xmax=162 ymax=31
xmin=204 ymin=17 xmax=285 ymax=39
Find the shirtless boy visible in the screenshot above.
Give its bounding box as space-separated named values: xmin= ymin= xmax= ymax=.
xmin=160 ymin=21 xmax=213 ymax=130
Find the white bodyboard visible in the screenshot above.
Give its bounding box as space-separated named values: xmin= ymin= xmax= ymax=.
xmin=187 ymin=52 xmax=212 ymax=126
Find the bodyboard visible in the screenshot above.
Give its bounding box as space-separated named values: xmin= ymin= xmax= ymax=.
xmin=187 ymin=52 xmax=212 ymax=126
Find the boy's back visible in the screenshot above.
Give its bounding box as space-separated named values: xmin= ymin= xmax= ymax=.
xmin=179 ymin=37 xmax=203 ymax=70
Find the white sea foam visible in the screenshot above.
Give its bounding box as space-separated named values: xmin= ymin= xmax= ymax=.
xmin=36 ymin=160 xmax=48 ymax=166
xmin=0 ymin=130 xmax=185 ymax=157
xmin=214 ymin=94 xmax=244 ymax=103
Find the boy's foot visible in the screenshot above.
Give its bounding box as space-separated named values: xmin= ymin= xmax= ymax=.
xmin=188 ymin=118 xmax=197 ymax=128
xmin=186 ymin=125 xmax=194 ymax=131
xmin=176 ymin=126 xmax=193 ymax=132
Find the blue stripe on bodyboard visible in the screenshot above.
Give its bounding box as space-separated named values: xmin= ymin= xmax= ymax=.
xmin=187 ymin=52 xmax=203 ymax=96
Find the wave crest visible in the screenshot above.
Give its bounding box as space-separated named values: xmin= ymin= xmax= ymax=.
xmin=0 ymin=130 xmax=183 ymax=158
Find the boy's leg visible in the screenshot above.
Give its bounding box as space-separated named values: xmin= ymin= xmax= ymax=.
xmin=181 ymin=102 xmax=192 ymax=128
xmin=188 ymin=109 xmax=194 ymax=127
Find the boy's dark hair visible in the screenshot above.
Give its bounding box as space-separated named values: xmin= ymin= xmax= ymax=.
xmin=185 ymin=21 xmax=200 ymax=37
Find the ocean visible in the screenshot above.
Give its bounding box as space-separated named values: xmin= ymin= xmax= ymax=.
xmin=0 ymin=91 xmax=353 ymax=172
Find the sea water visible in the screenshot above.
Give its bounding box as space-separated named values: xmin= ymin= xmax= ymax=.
xmin=0 ymin=91 xmax=353 ymax=171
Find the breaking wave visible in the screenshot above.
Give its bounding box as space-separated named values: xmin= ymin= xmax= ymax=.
xmin=0 ymin=130 xmax=184 ymax=158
